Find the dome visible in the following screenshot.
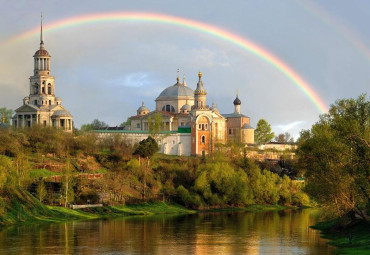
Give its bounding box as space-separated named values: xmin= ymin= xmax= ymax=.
xmin=52 ymin=110 xmax=72 ymax=118
xmin=233 ymin=96 xmax=241 ymax=105
xmin=34 ymin=49 xmax=50 ymax=56
xmin=157 ymin=82 xmax=194 ymax=99
xmin=181 ymin=104 xmax=191 ymax=111
xmin=138 ymin=105 xmax=149 ymax=112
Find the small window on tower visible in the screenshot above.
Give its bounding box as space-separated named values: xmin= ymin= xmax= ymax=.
xmin=201 ymin=135 xmax=206 ymax=144
xmin=49 ymin=100 xmax=51 ymax=105
xmin=42 ymin=87 xmax=45 ymax=94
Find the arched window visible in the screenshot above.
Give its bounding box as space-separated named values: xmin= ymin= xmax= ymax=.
xmin=201 ymin=135 xmax=206 ymax=144
xmin=162 ymin=105 xmax=175 ymax=112
xmin=34 ymin=83 xmax=39 ymax=94
xmin=48 ymin=84 xmax=52 ymax=95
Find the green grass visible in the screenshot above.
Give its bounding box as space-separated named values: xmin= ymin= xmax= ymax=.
xmin=0 ymin=189 xmax=194 ymax=227
xmin=29 ymin=168 xmax=60 ymax=179
xmin=312 ymin=219 xmax=370 ymax=254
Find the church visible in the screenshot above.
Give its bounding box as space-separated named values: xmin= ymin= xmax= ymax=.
xmin=126 ymin=70 xmax=254 ymax=156
xmin=12 ymin=18 xmax=73 ymax=132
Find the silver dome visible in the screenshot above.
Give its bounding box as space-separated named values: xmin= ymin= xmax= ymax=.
xmin=157 ymin=82 xmax=194 ymax=99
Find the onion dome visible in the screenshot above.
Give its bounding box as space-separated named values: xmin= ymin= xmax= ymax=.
xmin=233 ymin=96 xmax=241 ymax=105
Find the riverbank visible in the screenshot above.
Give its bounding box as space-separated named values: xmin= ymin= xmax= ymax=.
xmin=312 ymin=219 xmax=370 ymax=254
xmin=0 ymin=189 xmax=195 ymax=227
xmin=0 ymin=189 xmax=297 ymax=227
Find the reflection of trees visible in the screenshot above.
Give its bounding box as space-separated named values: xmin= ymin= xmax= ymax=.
xmin=0 ymin=210 xmax=332 ymax=254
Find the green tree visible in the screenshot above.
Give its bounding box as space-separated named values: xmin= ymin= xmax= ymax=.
xmin=148 ymin=112 xmax=164 ymax=138
xmin=61 ymin=159 xmax=74 ymax=207
xmin=36 ymin=179 xmax=47 ymax=202
xmin=254 ymin=119 xmax=275 ymax=144
xmin=0 ymin=107 xmax=13 ymax=125
xmin=80 ymin=119 xmax=109 ymax=132
xmin=133 ymin=136 xmax=159 ymax=200
xmin=297 ymin=94 xmax=369 ymax=220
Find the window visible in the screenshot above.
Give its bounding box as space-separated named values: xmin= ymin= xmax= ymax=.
xmin=136 ymin=123 xmax=140 ymax=128
xmin=48 ymin=84 xmax=52 ymax=94
xmin=43 ymin=120 xmax=47 ymax=126
xmin=162 ymin=105 xmax=175 ymax=112
xmin=201 ymin=135 xmax=206 ymax=144
xmin=198 ymin=124 xmax=201 ymax=130
xmin=42 ymin=87 xmax=45 ymax=94
xmin=229 ymin=129 xmax=232 ymax=135
xmin=34 ymin=100 xmax=37 ymax=105
xmin=49 ymin=100 xmax=51 ymax=105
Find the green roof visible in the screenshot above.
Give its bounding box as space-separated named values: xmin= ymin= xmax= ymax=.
xmin=92 ymin=129 xmax=179 ymax=134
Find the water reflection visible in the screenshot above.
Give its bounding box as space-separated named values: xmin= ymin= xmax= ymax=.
xmin=0 ymin=209 xmax=332 ymax=255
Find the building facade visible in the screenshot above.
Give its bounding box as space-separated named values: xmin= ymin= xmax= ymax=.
xmin=126 ymin=71 xmax=254 ymax=156
xmin=12 ymin=18 xmax=73 ymax=132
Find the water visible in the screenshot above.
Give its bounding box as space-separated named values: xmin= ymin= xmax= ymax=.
xmin=0 ymin=209 xmax=333 ymax=255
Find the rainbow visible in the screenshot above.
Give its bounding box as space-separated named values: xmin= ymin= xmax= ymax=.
xmin=295 ymin=0 xmax=370 ymax=62
xmin=2 ymin=12 xmax=328 ymax=113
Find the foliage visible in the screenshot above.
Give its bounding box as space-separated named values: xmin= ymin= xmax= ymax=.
xmin=297 ymin=94 xmax=369 ymax=219
xmin=254 ymin=119 xmax=275 ymax=144
xmin=148 ymin=112 xmax=164 ymax=136
xmin=133 ymin=136 xmax=159 ymax=159
xmin=0 ymin=107 xmax=13 ymax=124
xmin=275 ymin=132 xmax=294 ymax=143
xmin=80 ymin=119 xmax=109 ymax=132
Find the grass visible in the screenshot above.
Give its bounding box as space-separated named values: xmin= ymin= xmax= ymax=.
xmin=0 ymin=189 xmax=194 ymax=227
xmin=29 ymin=168 xmax=60 ymax=179
xmin=312 ymin=219 xmax=370 ymax=254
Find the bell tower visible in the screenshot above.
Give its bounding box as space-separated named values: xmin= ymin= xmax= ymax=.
xmin=194 ymin=71 xmax=207 ymax=109
xmin=29 ymin=14 xmax=56 ymax=107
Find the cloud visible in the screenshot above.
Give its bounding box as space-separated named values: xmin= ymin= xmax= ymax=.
xmin=273 ymin=121 xmax=305 ymax=132
xmin=109 ymin=72 xmax=151 ymax=88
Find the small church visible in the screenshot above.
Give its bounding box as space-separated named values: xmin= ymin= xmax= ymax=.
xmin=12 ymin=17 xmax=73 ymax=132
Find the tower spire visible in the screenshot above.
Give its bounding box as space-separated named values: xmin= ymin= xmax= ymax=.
xmin=40 ymin=13 xmax=44 ymax=49
xmin=176 ymin=68 xmax=180 ymax=83
xmin=183 ymin=73 xmax=187 ymax=86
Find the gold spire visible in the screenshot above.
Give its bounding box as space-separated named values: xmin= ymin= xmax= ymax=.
xmin=1 ymin=114 xmax=5 ymax=124
xmin=236 ymin=89 xmax=239 ymax=98
xmin=198 ymin=70 xmax=202 ymax=79
xmin=40 ymin=13 xmax=44 ymax=48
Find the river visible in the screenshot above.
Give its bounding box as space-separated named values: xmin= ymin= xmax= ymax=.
xmin=0 ymin=209 xmax=332 ymax=255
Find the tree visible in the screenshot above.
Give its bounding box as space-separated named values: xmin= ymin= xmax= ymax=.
xmin=148 ymin=112 xmax=164 ymax=138
xmin=275 ymin=132 xmax=294 ymax=143
xmin=133 ymin=136 xmax=159 ymax=200
xmin=0 ymin=107 xmax=13 ymax=125
xmin=297 ymin=94 xmax=369 ymax=220
xmin=254 ymin=119 xmax=275 ymax=144
xmin=80 ymin=119 xmax=109 ymax=132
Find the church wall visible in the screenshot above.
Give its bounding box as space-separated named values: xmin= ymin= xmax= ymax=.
xmin=95 ymin=131 xmax=191 ymax=156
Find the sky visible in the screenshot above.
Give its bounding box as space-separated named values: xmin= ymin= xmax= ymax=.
xmin=0 ymin=0 xmax=369 ymax=139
